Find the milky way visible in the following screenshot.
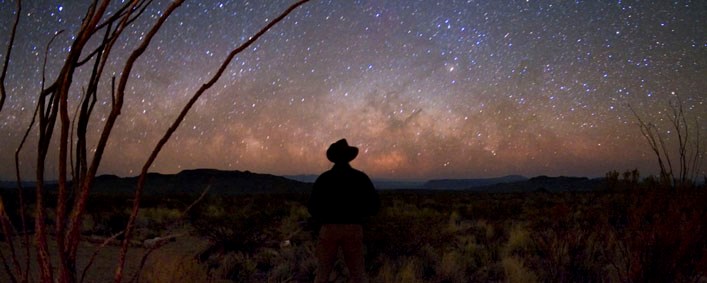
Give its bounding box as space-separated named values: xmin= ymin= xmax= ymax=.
xmin=0 ymin=0 xmax=705 ymax=180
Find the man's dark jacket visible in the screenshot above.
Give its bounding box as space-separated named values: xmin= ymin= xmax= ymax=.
xmin=308 ymin=163 xmax=380 ymax=224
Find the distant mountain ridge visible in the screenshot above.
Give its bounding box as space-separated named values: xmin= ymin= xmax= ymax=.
xmin=423 ymin=175 xmax=528 ymax=190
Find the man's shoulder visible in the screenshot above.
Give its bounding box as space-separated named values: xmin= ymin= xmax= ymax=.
xmin=351 ymin=167 xmax=370 ymax=177
xmin=337 ymin=165 xmax=367 ymax=176
xmin=347 ymin=167 xmax=373 ymax=183
xmin=313 ymin=171 xmax=330 ymax=182
xmin=316 ymin=165 xmax=371 ymax=180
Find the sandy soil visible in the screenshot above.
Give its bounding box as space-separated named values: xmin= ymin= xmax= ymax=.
xmin=0 ymin=233 xmax=208 ymax=282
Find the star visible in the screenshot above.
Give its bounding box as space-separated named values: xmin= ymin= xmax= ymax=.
xmin=0 ymin=0 xmax=704 ymax=181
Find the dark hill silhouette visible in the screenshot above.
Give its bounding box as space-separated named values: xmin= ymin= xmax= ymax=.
xmin=88 ymin=169 xmax=312 ymax=195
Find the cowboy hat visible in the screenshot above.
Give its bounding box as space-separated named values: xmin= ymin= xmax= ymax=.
xmin=326 ymin=139 xmax=359 ymax=163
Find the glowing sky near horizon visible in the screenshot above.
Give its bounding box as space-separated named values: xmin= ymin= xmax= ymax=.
xmin=0 ymin=0 xmax=705 ymax=180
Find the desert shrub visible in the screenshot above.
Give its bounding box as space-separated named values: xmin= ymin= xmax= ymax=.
xmin=600 ymin=189 xmax=707 ymax=282
xmin=85 ymin=207 xmax=129 ymax=236
xmin=530 ymin=227 xmax=605 ymax=282
xmin=438 ymin=250 xmax=466 ymax=282
xmin=396 ymin=257 xmax=425 ymax=283
xmin=503 ymin=222 xmax=532 ymax=258
xmin=367 ymin=198 xmax=451 ymax=258
xmin=77 ymin=194 xmax=198 ymax=238
xmin=523 ymin=197 xmax=607 ymax=282
xmin=276 ymin=201 xmax=311 ymax=244
xmin=265 ymin=243 xmax=318 ymax=282
xmin=191 ymin=195 xmax=293 ymax=254
xmin=188 ymin=195 xmax=320 ymax=281
xmin=372 ymin=256 xmax=425 ymax=283
xmin=141 ymin=255 xmax=211 ymax=283
xmin=133 ymin=207 xmax=183 ymax=239
xmin=218 ymin=252 xmax=258 ymax=281
xmin=502 ymin=256 xmax=537 ymax=283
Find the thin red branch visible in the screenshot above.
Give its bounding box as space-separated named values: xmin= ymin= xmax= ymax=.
xmin=13 ymin=29 xmax=63 ymax=283
xmin=116 ymin=1 xmax=311 ymax=282
xmin=79 ymin=231 xmax=124 ymax=283
xmin=0 ymin=196 xmax=19 ymax=283
xmin=55 ymin=2 xmax=114 ymax=281
xmin=77 ymin=0 xmax=153 ymax=67
xmin=0 ymin=0 xmax=21 ymax=113
xmin=57 ymin=1 xmax=142 ymax=280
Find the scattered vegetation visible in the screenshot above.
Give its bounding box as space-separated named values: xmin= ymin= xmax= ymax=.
xmin=0 ymin=0 xmax=312 ymax=281
xmin=2 ymin=174 xmax=706 ymax=282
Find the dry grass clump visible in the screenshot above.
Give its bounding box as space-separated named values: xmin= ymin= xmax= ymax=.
xmin=502 ymin=256 xmax=537 ymax=283
xmin=141 ymin=256 xmax=211 ymax=283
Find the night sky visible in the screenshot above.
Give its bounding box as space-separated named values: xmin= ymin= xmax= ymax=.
xmin=0 ymin=0 xmax=705 ymax=181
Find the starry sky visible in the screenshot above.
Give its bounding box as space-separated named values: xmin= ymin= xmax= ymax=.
xmin=0 ymin=0 xmax=705 ymax=181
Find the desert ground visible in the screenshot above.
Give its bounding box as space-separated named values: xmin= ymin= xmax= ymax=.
xmin=2 ymin=182 xmax=706 ymax=282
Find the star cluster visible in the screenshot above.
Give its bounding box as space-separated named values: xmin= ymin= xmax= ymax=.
xmin=0 ymin=0 xmax=705 ymax=180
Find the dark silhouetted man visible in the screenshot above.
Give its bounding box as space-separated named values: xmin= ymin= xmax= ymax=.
xmin=309 ymin=139 xmax=380 ymax=283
